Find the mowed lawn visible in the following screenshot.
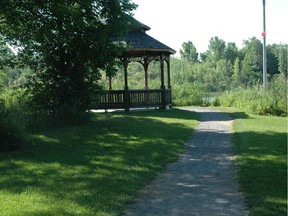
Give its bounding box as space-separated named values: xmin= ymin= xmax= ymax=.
xmin=231 ymin=112 xmax=287 ymax=216
xmin=0 ymin=109 xmax=199 ymax=216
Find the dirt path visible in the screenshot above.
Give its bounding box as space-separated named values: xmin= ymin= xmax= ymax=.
xmin=124 ymin=107 xmax=248 ymax=216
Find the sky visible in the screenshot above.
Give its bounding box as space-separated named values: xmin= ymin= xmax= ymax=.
xmin=132 ymin=0 xmax=288 ymax=56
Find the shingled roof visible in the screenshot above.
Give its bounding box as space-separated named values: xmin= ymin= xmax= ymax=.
xmin=114 ymin=19 xmax=176 ymax=55
xmin=126 ymin=30 xmax=176 ymax=54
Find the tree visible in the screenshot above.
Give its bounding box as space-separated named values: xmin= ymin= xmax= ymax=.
xmin=0 ymin=39 xmax=17 ymax=69
xmin=232 ymin=57 xmax=241 ymax=86
xmin=0 ymin=0 xmax=136 ymax=121
xmin=266 ymin=44 xmax=279 ymax=77
xmin=207 ymin=36 xmax=226 ymax=64
xmin=241 ymin=37 xmax=263 ymax=85
xmin=215 ymin=59 xmax=233 ymax=91
xmin=179 ymin=41 xmax=198 ymax=63
xmin=225 ymin=42 xmax=238 ymax=64
xmin=277 ymin=44 xmax=288 ymax=77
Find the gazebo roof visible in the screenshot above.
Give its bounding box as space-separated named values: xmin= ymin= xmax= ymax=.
xmin=114 ymin=19 xmax=176 ymax=56
xmin=125 ymin=30 xmax=176 ymax=55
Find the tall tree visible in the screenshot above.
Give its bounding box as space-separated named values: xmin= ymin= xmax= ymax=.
xmin=215 ymin=59 xmax=233 ymax=91
xmin=241 ymin=37 xmax=263 ymax=85
xmin=232 ymin=57 xmax=241 ymax=86
xmin=0 ymin=0 xmax=136 ymax=120
xmin=207 ymin=36 xmax=226 ymax=64
xmin=277 ymin=44 xmax=288 ymax=77
xmin=179 ymin=41 xmax=198 ymax=63
xmin=225 ymin=42 xmax=238 ymax=64
xmin=266 ymin=44 xmax=279 ymax=77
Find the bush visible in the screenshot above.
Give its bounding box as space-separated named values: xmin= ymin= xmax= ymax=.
xmin=0 ymin=88 xmax=28 ymax=151
xmin=172 ymin=82 xmax=210 ymax=106
xmin=217 ymin=75 xmax=287 ymax=116
xmin=0 ymin=88 xmax=31 ymax=130
xmin=268 ymin=74 xmax=287 ymax=114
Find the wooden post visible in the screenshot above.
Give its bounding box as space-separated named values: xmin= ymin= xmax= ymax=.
xmin=166 ymin=57 xmax=172 ymax=107
xmin=123 ymin=56 xmax=130 ymax=112
xmin=166 ymin=58 xmax=171 ymax=89
xmin=160 ymin=53 xmax=166 ymax=109
xmin=144 ymin=57 xmax=149 ymax=89
xmin=143 ymin=57 xmax=149 ymax=105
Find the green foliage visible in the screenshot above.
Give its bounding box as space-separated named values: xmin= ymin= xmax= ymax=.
xmin=0 ymin=39 xmax=17 ymax=69
xmin=172 ymin=82 xmax=209 ymax=106
xmin=225 ymin=42 xmax=238 ymax=64
xmin=0 ymin=88 xmax=29 ymax=152
xmin=0 ymin=67 xmax=33 ymax=88
xmin=0 ymin=0 xmax=137 ymax=121
xmin=207 ymin=36 xmax=226 ymax=64
xmin=277 ymin=44 xmax=288 ymax=77
xmin=106 ymin=37 xmax=286 ymax=110
xmin=179 ymin=41 xmax=198 ymax=63
xmin=217 ymin=75 xmax=287 ymax=116
xmin=232 ymin=57 xmax=241 ymax=86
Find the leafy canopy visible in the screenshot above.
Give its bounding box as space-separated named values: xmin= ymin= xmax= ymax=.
xmin=179 ymin=41 xmax=198 ymax=63
xmin=0 ymin=0 xmax=137 ymax=121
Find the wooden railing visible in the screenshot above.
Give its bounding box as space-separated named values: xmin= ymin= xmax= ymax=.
xmin=95 ymin=89 xmax=171 ymax=110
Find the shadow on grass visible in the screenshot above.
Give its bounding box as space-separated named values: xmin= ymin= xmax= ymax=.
xmin=176 ymin=107 xmax=251 ymax=122
xmin=233 ymin=130 xmax=287 ymax=216
xmin=0 ymin=109 xmax=199 ymax=215
xmin=1 ymin=108 xmax=286 ymax=215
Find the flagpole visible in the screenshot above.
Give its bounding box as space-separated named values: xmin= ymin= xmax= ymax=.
xmin=262 ymin=0 xmax=267 ymax=89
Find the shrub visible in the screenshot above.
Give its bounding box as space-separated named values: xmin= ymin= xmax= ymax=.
xmin=0 ymin=88 xmax=31 ymax=131
xmin=268 ymin=74 xmax=287 ymax=114
xmin=172 ymin=82 xmax=209 ymax=106
xmin=0 ymin=89 xmax=26 ymax=152
xmin=217 ymin=75 xmax=287 ymax=116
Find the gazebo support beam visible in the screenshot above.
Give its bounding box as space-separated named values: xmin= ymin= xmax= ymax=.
xmin=166 ymin=58 xmax=171 ymax=89
xmin=138 ymin=58 xmax=149 ymax=89
xmin=123 ymin=56 xmax=130 ymax=112
xmin=160 ymin=53 xmax=166 ymax=109
xmin=144 ymin=57 xmax=149 ymax=89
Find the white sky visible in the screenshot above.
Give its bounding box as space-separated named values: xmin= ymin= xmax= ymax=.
xmin=132 ymin=0 xmax=288 ymax=56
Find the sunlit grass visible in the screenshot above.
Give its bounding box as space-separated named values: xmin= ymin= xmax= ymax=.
xmin=231 ymin=112 xmax=287 ymax=216
xmin=0 ymin=109 xmax=199 ymax=216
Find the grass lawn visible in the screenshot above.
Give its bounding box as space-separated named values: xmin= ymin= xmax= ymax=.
xmin=230 ymin=111 xmax=287 ymax=216
xmin=0 ymin=109 xmax=199 ymax=216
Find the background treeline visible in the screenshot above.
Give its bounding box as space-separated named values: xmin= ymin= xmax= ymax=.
xmin=1 ymin=36 xmax=287 ymax=114
xmin=105 ymin=36 xmax=287 ymax=115
xmin=0 ymin=36 xmax=287 ymax=151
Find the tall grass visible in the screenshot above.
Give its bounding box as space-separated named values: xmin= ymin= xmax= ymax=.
xmin=216 ymin=75 xmax=287 ymax=116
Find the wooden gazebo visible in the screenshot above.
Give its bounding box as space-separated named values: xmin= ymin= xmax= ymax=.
xmin=96 ymin=20 xmax=176 ymax=112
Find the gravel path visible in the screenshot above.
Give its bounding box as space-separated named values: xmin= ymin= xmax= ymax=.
xmin=124 ymin=107 xmax=248 ymax=216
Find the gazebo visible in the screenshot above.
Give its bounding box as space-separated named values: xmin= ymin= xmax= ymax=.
xmin=96 ymin=20 xmax=176 ymax=112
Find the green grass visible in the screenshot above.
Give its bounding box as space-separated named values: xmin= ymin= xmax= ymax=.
xmin=231 ymin=112 xmax=287 ymax=216
xmin=0 ymin=109 xmax=199 ymax=216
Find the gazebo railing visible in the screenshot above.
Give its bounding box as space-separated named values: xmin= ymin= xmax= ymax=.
xmin=95 ymin=89 xmax=171 ymax=110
